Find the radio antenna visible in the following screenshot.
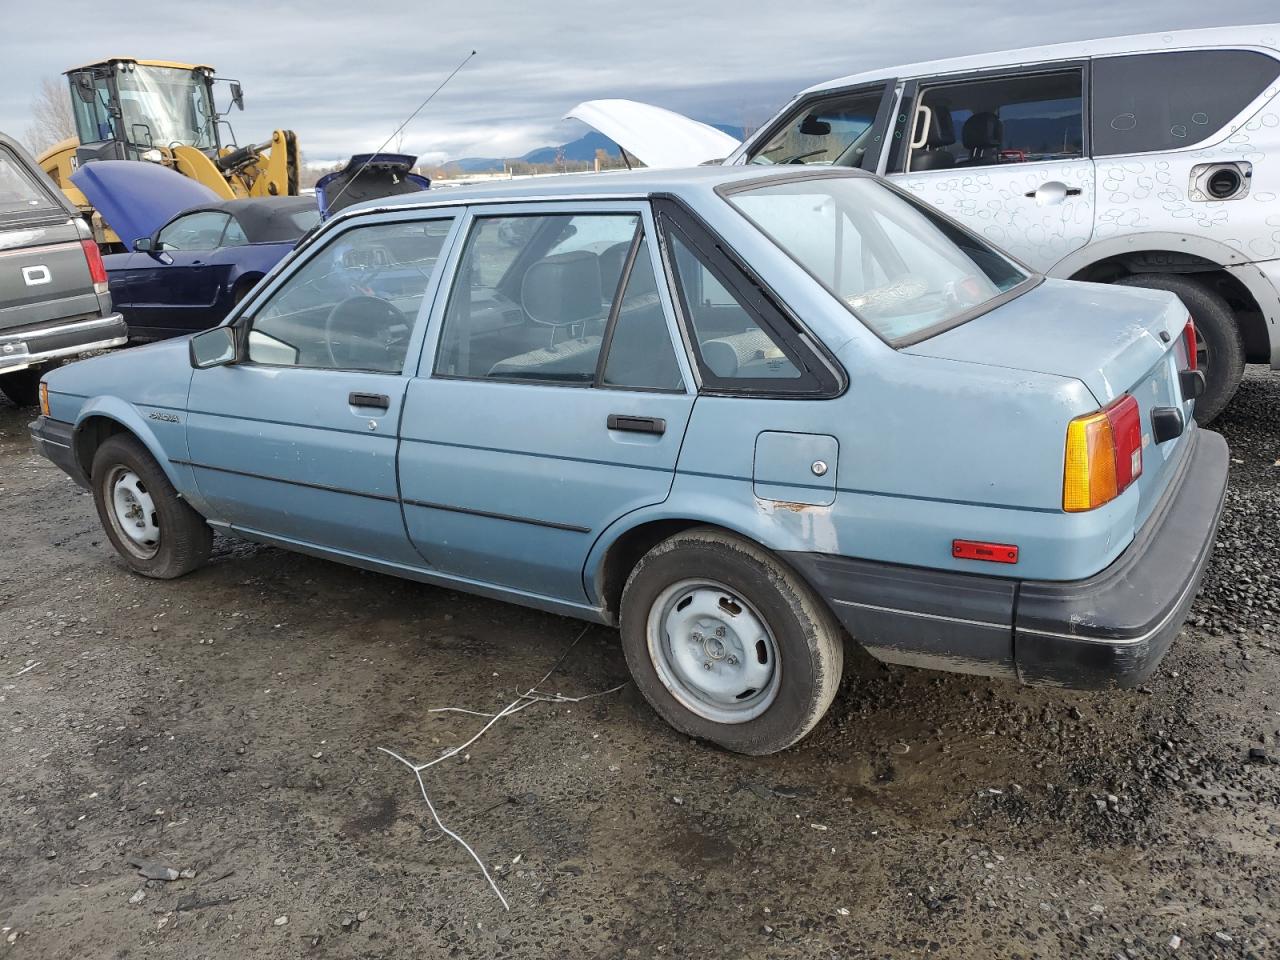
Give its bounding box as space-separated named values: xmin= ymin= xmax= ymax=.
xmin=327 ymin=49 xmax=477 ymax=209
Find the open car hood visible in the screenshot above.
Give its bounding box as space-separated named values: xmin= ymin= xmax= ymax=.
xmin=71 ymin=160 xmax=221 ymax=248
xmin=315 ymin=154 xmax=430 ymax=219
xmin=564 ymin=99 xmax=741 ymax=169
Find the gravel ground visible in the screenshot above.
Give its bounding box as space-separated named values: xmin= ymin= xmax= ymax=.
xmin=1 ymin=368 xmax=1277 ymax=959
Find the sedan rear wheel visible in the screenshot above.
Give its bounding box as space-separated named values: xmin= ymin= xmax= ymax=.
xmin=620 ymin=527 xmax=844 ymax=755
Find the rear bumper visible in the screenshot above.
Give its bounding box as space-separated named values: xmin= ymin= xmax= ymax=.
xmin=785 ymin=428 xmax=1229 ymax=689
xmin=29 ymin=415 xmax=87 ymax=489
xmin=0 ymin=314 xmax=128 ymax=374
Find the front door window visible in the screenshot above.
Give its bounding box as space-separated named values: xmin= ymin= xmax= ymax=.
xmin=747 ymin=84 xmax=889 ymax=168
xmin=247 ymin=219 xmax=453 ymax=372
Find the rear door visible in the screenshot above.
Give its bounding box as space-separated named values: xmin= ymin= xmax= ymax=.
xmin=398 ymin=201 xmax=696 ymax=602
xmin=886 ymin=64 xmax=1095 ymax=272
xmin=0 ymin=140 xmax=98 ymax=337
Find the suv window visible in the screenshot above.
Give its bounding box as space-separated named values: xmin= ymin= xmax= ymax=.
xmin=1092 ymin=50 xmax=1280 ymax=156
xmin=0 ymin=146 xmax=59 ymax=220
xmin=904 ymin=70 xmax=1083 ymax=172
xmin=247 ymin=218 xmax=453 ymax=372
xmin=748 ymin=84 xmax=888 ymax=168
xmin=158 ymin=211 xmax=231 ymax=251
xmin=436 ymin=213 xmax=661 ymax=385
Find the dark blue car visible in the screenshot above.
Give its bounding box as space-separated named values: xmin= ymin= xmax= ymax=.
xmin=72 ymin=161 xmax=320 ymax=342
xmin=103 ymin=197 xmax=319 ymax=341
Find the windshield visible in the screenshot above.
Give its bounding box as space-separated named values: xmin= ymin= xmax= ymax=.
xmin=117 ymin=66 xmax=217 ymax=150
xmin=725 ymin=176 xmax=1029 ymax=343
xmin=0 ymin=146 xmax=60 ymax=221
xmin=748 ymin=87 xmax=885 ymax=167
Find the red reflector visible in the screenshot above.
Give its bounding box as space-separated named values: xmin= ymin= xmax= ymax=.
xmin=952 ymin=540 xmax=1019 ymax=564
xmin=1182 ymin=317 xmax=1197 ymax=372
xmin=80 ymin=238 xmax=108 ymax=286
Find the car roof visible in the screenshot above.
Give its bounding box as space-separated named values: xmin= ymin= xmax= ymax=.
xmin=802 ymin=23 xmax=1280 ymax=95
xmin=344 ymin=165 xmax=872 ymax=215
xmin=178 ymin=196 xmax=319 ymax=243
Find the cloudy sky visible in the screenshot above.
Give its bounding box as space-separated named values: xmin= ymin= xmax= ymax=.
xmin=3 ymin=1 xmax=1275 ymax=165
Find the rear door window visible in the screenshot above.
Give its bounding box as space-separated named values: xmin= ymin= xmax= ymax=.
xmin=1092 ymin=50 xmax=1280 ymax=155
xmin=0 ymin=146 xmax=60 ymax=221
xmin=900 ymin=69 xmax=1083 ymax=172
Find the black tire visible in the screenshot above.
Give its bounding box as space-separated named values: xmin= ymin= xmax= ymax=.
xmin=0 ymin=365 xmax=48 ymax=407
xmin=1114 ymin=273 xmax=1244 ymax=423
xmin=91 ymin=434 xmax=212 ymax=579
xmin=618 ymin=527 xmax=844 ymax=755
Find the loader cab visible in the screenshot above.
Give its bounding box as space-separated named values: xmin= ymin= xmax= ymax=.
xmin=66 ymin=59 xmax=223 ymax=167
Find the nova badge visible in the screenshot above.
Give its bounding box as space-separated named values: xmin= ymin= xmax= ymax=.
xmin=148 ymin=412 xmax=180 ymax=423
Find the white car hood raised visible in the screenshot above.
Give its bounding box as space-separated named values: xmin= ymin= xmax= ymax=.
xmin=564 ymin=99 xmax=741 ymax=169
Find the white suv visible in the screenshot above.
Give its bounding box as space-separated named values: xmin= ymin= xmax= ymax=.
xmin=577 ymin=25 xmax=1280 ymax=420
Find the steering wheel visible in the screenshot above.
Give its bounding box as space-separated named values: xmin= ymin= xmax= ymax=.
xmin=323 ymin=295 xmax=407 ymax=370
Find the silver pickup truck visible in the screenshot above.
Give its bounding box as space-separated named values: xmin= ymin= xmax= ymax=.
xmin=1 ymin=132 xmax=126 ymax=407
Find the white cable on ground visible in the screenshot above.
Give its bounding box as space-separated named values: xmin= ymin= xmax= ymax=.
xmin=379 ymin=625 xmax=627 ymax=911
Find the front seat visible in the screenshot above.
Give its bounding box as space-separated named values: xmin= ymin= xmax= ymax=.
xmin=909 ymin=108 xmax=957 ymax=171
xmin=958 ymin=112 xmax=1003 ymax=166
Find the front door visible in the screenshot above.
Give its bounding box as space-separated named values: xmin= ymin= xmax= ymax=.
xmin=184 ymin=213 xmax=457 ymax=564
xmin=887 ymin=66 xmax=1095 ymax=273
xmin=126 ymin=209 xmax=232 ymax=336
xmin=399 ymin=203 xmax=696 ymax=602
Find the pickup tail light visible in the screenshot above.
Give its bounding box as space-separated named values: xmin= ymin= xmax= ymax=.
xmin=80 ymin=239 xmax=109 ymax=296
xmin=1182 ymin=318 xmax=1197 ymax=372
xmin=1063 ymin=395 xmax=1143 ymax=512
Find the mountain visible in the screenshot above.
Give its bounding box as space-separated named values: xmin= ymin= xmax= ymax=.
xmin=446 ymin=123 xmax=746 ymax=173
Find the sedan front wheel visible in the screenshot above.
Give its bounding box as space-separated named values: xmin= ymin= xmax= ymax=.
xmin=91 ymin=434 xmax=212 ymax=579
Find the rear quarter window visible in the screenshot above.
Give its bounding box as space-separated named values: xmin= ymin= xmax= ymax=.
xmin=1092 ymin=50 xmax=1280 ymax=155
xmin=0 ymin=146 xmax=60 ymax=221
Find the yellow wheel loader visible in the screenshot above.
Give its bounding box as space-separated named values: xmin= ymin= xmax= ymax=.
xmin=37 ymin=58 xmax=298 ymax=248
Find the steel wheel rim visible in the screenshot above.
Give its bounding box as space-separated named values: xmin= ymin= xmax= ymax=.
xmin=645 ymin=578 xmax=780 ymax=724
xmin=105 ymin=466 xmax=160 ymax=560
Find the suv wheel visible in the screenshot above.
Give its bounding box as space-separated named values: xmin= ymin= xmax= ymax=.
xmin=1114 ymin=273 xmax=1244 ymax=423
xmin=619 ymin=527 xmax=844 ymax=755
xmin=91 ymin=434 xmax=212 ymax=579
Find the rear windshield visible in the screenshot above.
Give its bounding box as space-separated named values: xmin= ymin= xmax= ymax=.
xmin=723 ymin=176 xmax=1029 ymax=343
xmin=0 ymin=146 xmax=61 ymax=221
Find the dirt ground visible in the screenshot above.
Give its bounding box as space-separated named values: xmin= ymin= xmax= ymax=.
xmin=1 ymin=370 xmax=1278 ymax=959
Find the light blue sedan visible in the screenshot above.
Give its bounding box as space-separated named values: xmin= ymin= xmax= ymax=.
xmin=30 ymin=167 xmax=1228 ymax=754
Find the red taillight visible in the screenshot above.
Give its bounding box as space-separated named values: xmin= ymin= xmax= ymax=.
xmin=80 ymin=238 xmax=108 ymax=293
xmin=1182 ymin=318 xmax=1197 ymax=372
xmin=1107 ymin=394 xmax=1143 ymax=492
xmin=1063 ymin=394 xmax=1143 ymax=512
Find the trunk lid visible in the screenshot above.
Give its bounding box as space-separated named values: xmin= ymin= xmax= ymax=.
xmin=906 ymin=278 xmax=1195 ymax=526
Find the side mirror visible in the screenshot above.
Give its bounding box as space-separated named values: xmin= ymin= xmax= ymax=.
xmin=189 ymin=326 xmax=239 ymax=369
xmin=230 ymin=82 xmax=244 ymax=111
xmin=133 ymin=237 xmax=152 ymax=252
xmin=72 ymin=74 xmax=96 ymax=104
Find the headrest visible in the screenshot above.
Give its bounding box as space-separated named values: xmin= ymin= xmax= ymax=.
xmin=962 ymin=112 xmax=1003 ymax=150
xmin=521 ymin=251 xmax=602 ymax=326
xmin=924 ymin=107 xmax=956 ymax=148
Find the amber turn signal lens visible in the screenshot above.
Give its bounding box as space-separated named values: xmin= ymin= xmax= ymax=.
xmin=39 ymin=381 xmax=50 ymax=417
xmin=1063 ymin=395 xmax=1142 ymax=512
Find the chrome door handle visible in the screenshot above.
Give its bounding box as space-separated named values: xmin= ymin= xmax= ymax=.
xmin=1024 ymin=182 xmax=1083 ymax=205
